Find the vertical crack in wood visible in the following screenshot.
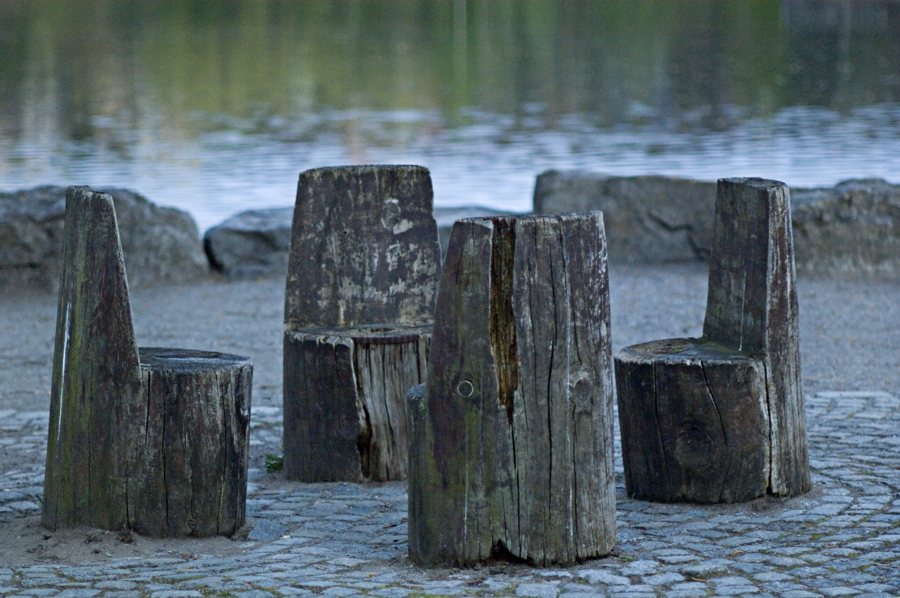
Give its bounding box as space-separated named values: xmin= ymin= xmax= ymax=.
xmin=489 ymin=219 xmax=518 ymax=427
xmin=651 ymin=362 xmax=668 ymax=497
xmin=355 ymin=344 xmax=374 ymax=479
xmin=161 ymin=372 xmax=169 ymax=536
xmin=380 ymin=345 xmax=393 ymax=479
xmin=739 ymin=270 xmax=747 ymax=352
xmin=761 ymin=361 xmax=777 ymax=494
xmin=217 ymin=369 xmax=228 ymax=536
xmin=487 ymin=217 xmax=522 ymax=560
xmin=699 ymin=361 xmax=731 ymax=503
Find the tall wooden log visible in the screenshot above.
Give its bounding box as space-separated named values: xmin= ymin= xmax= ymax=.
xmin=43 ymin=187 xmax=253 ymax=537
xmin=614 ymin=178 xmax=810 ymax=504
xmin=44 ymin=186 xmax=142 ymax=533
xmin=283 ymin=165 xmax=441 ymax=482
xmin=705 ymin=178 xmax=808 ymax=497
xmin=408 ymin=212 xmax=616 ymax=567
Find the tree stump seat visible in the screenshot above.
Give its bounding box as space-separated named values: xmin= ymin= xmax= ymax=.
xmin=283 ymin=323 xmax=430 ymax=482
xmin=614 ymin=178 xmax=811 ymax=504
xmin=43 ymin=187 xmax=253 ymax=538
xmin=282 ymin=165 xmax=441 ymax=483
xmin=408 ymin=212 xmax=616 ymax=567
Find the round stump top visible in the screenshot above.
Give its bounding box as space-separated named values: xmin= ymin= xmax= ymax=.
xmin=139 ymin=347 xmax=252 ymax=373
xmin=616 ymin=337 xmax=760 ymax=365
xmin=286 ymin=323 xmax=432 ymax=345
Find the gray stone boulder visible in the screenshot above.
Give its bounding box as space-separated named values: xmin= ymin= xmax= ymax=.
xmin=0 ymin=185 xmax=209 ymax=292
xmin=791 ymin=179 xmax=900 ymax=279
xmin=533 ymin=170 xmax=716 ymax=265
xmin=533 ymin=170 xmax=900 ymax=278
xmin=203 ymin=208 xmax=293 ymax=280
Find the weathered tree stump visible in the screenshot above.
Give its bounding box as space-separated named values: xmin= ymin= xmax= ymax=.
xmin=42 ymin=187 xmax=253 ymax=538
xmin=408 ymin=212 xmax=616 ymax=567
xmin=284 ymin=325 xmax=429 ymax=481
xmin=283 ymin=165 xmax=441 ymax=482
xmin=614 ymin=177 xmax=810 ymax=503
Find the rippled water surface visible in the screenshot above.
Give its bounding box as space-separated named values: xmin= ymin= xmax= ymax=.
xmin=1 ymin=0 xmax=898 ymax=229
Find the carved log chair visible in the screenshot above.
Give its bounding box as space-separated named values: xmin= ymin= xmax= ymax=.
xmin=407 ymin=212 xmax=616 ymax=567
xmin=614 ymin=177 xmax=811 ymax=504
xmin=282 ymin=165 xmax=442 ymax=482
xmin=42 ymin=186 xmax=253 ymax=538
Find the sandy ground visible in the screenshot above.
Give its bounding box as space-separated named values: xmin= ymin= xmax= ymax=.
xmin=1 ymin=265 xmax=898 ymax=566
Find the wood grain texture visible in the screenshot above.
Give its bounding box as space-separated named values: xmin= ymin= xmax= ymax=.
xmin=43 ymin=187 xmax=253 ymax=537
xmin=284 ymin=165 xmax=441 ymax=329
xmin=44 ymin=186 xmax=142 ymax=533
xmin=614 ymin=177 xmax=810 ymax=504
xmin=408 ymin=212 xmax=615 ymax=567
xmin=283 ymin=325 xmax=430 ymax=482
xmin=134 ymin=348 xmax=252 ymax=537
xmin=615 ymin=340 xmax=769 ymax=503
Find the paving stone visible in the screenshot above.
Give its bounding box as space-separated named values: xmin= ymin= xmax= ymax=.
xmin=642 ymin=572 xmax=684 ymax=586
xmin=753 ymin=572 xmax=791 ymax=582
xmin=663 ymin=590 xmax=707 ymax=598
xmin=678 ymin=559 xmax=731 ymax=577
xmin=819 ymin=589 xmax=861 ymax=597
xmin=515 ymin=583 xmax=560 ymax=598
xmin=578 ymin=570 xmax=631 ymax=585
xmin=320 ymin=589 xmax=358 ymax=597
xmin=619 ymin=561 xmax=659 ymax=576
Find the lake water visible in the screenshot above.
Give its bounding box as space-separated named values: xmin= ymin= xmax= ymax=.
xmin=1 ymin=0 xmax=898 ymax=230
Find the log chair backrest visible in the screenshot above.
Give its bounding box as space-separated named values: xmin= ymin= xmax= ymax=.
xmin=702 ymin=177 xmax=799 ymax=359
xmin=284 ymin=165 xmax=442 ymax=329
xmin=44 ymin=186 xmax=142 ymax=528
xmin=701 ymin=177 xmax=807 ymax=495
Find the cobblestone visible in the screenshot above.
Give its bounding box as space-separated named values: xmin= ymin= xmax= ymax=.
xmin=1 ymin=391 xmax=899 ymax=596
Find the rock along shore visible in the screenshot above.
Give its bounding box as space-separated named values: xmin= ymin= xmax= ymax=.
xmin=3 ymin=175 xmax=899 ymax=288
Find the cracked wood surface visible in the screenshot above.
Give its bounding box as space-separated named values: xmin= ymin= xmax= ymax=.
xmin=615 ymin=339 xmax=769 ymax=503
xmin=43 ymin=187 xmax=253 ymax=538
xmin=283 ymin=326 xmax=429 ymax=482
xmin=284 ymin=165 xmax=441 ymax=329
xmin=614 ymin=178 xmax=810 ymax=504
xmin=408 ymin=212 xmax=615 ymax=567
xmin=283 ymin=166 xmax=440 ymax=483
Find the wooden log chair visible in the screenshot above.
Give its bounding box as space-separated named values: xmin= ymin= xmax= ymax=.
xmin=42 ymin=186 xmax=253 ymax=538
xmin=614 ymin=177 xmax=811 ymax=504
xmin=283 ymin=165 xmax=442 ymax=482
xmin=408 ymin=213 xmax=616 ymax=567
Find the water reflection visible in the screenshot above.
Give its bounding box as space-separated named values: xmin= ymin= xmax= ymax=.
xmin=1 ymin=0 xmax=898 ymax=229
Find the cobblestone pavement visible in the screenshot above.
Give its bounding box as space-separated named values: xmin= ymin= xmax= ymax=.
xmin=1 ymin=391 xmax=899 ymax=598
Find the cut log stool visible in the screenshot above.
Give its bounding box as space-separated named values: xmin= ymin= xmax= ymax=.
xmin=42 ymin=186 xmax=253 ymax=538
xmin=614 ymin=177 xmax=811 ymax=503
xmin=408 ymin=213 xmax=616 ymax=567
xmin=283 ymin=165 xmax=441 ymax=482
